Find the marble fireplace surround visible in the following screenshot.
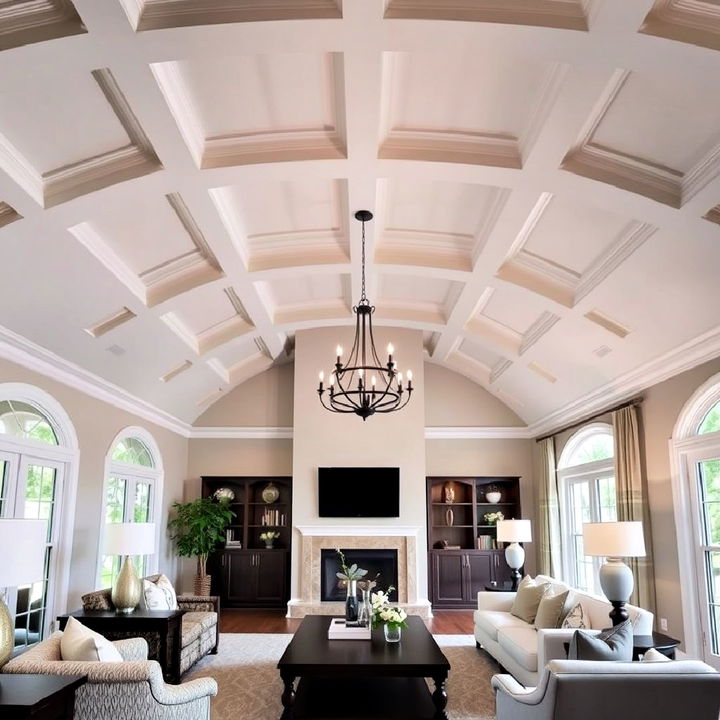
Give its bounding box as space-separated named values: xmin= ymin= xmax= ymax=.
xmin=288 ymin=526 xmax=431 ymax=618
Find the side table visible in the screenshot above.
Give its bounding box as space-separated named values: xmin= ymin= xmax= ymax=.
xmin=0 ymin=673 xmax=86 ymax=720
xmin=632 ymin=631 xmax=681 ymax=660
xmin=58 ymin=609 xmax=184 ymax=683
xmin=484 ymin=583 xmax=516 ymax=592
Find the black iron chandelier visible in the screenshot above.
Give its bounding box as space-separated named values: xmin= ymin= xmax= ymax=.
xmin=317 ymin=210 xmax=413 ymax=420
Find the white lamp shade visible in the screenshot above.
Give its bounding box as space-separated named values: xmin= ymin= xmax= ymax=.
xmin=104 ymin=522 xmax=156 ymax=556
xmin=583 ymin=521 xmax=645 ymax=558
xmin=496 ymin=519 xmax=532 ymax=543
xmin=0 ymin=519 xmax=47 ymax=587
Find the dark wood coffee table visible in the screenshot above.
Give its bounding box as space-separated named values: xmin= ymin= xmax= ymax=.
xmin=277 ymin=615 xmax=451 ymax=720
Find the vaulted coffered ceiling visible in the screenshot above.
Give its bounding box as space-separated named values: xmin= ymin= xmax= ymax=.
xmin=1 ymin=0 xmax=720 ymax=433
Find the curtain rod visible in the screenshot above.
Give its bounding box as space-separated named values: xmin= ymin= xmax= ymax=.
xmin=535 ymin=397 xmax=644 ymax=443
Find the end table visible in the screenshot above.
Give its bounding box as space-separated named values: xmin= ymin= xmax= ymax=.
xmin=632 ymin=631 xmax=681 ymax=660
xmin=0 ymin=673 xmax=86 ymax=720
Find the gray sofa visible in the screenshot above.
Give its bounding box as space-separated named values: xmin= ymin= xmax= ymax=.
xmin=3 ymin=633 xmax=217 ymax=720
xmin=492 ymin=658 xmax=720 ymax=720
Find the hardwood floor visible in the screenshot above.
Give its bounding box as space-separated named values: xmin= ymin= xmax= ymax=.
xmin=220 ymin=608 xmax=475 ymax=634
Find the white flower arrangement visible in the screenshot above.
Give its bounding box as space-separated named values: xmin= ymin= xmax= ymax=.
xmin=370 ymin=586 xmax=408 ymax=630
xmin=259 ymin=531 xmax=280 ymax=542
xmin=484 ymin=511 xmax=504 ymax=525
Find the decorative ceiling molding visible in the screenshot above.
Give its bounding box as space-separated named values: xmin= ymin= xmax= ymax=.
xmin=159 ymin=360 xmax=192 ymax=383
xmin=70 ymin=193 xmax=224 ymax=307
xmin=383 ymin=0 xmax=589 ymax=31
xmin=703 ymin=203 xmax=720 ymax=226
xmin=152 ymin=54 xmax=347 ymax=170
xmin=640 ymin=0 xmax=720 ymax=52
xmin=207 ymin=349 xmax=273 ymax=385
xmin=84 ymin=307 xmax=136 ymax=338
xmin=424 ymin=425 xmax=533 ymax=439
xmin=0 ymin=201 xmax=21 ymax=229
xmin=562 ymin=69 xmax=720 ymax=208
xmin=189 ymin=425 xmax=294 ymax=439
xmin=527 ymin=361 xmax=557 ymax=384
xmin=0 ymin=0 xmax=85 ymax=51
xmin=119 ymin=0 xmax=342 ymax=31
xmin=0 ymin=68 xmax=161 ymax=208
xmin=584 ymin=309 xmax=631 ymax=339
xmin=519 ymin=311 xmax=561 ymax=355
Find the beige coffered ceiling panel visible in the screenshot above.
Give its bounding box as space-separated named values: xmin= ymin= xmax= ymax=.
xmin=152 ymin=53 xmax=346 ymax=169
xmin=375 ymin=179 xmax=509 ymax=271
xmin=456 ymin=338 xmax=511 ymax=384
xmin=0 ymin=1 xmax=85 ymax=51
xmin=562 ymin=69 xmax=720 ymax=207
xmin=255 ymin=273 xmax=351 ymax=324
xmin=0 ymin=68 xmax=159 ymax=208
xmin=69 ymin=193 xmax=223 ymax=307
xmin=207 ymin=336 xmax=273 ymax=385
xmin=496 ymin=194 xmax=656 ymax=307
xmin=704 ymin=204 xmax=720 ymax=225
xmin=383 ymin=0 xmax=589 ymax=30
xmin=640 ymin=0 xmax=720 ymax=52
xmin=210 ymin=178 xmax=349 ymax=271
xmin=375 ymin=274 xmax=463 ymax=325
xmin=161 ymin=285 xmax=254 ymax=355
xmin=119 ymin=0 xmax=341 ymax=31
xmin=379 ymin=51 xmax=565 ymax=167
xmin=0 ymin=202 xmax=21 ymax=229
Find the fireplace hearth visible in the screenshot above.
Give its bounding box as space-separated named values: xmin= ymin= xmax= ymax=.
xmin=320 ymin=549 xmax=398 ymax=602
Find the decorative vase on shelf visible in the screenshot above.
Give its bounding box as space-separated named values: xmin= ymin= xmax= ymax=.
xmin=265 ymin=542 xmax=274 ymax=549
xmin=486 ymin=491 xmax=501 ymax=503
xmin=443 ymin=482 xmax=455 ymax=504
xmin=345 ymin=580 xmax=359 ymax=623
xmin=384 ymin=624 xmax=401 ymax=643
xmin=445 ymin=508 xmax=454 ymax=526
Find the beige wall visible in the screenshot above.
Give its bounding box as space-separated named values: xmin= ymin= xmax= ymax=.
xmin=426 ymin=438 xmax=536 ymax=575
xmin=291 ymin=326 xmax=428 ymax=601
xmin=425 ymin=363 xmax=526 ymax=427
xmin=0 ymin=356 xmax=188 ymax=610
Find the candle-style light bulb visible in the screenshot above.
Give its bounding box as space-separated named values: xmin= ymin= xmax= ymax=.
xmin=371 ymin=375 xmax=377 ymax=387
xmin=358 ymin=368 xmax=364 ymax=378
xmin=398 ymin=372 xmax=403 ymax=389
xmin=336 ymin=345 xmax=343 ymax=357
xmin=387 ymin=343 xmax=394 ymax=355
xmin=407 ymin=370 xmax=413 ymax=381
xmin=319 ymin=371 xmax=324 ymax=382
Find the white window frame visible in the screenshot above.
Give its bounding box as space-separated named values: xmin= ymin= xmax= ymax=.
xmin=0 ymin=383 xmax=79 ymax=639
xmin=95 ymin=427 xmax=163 ymax=588
xmin=671 ymin=371 xmax=720 ymax=666
xmin=557 ymin=423 xmax=615 ymax=594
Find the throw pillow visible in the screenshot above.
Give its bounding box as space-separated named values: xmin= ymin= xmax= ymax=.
xmin=141 ymin=574 xmax=178 ymax=611
xmin=60 ymin=616 xmax=123 ymax=662
xmin=534 ymin=590 xmax=570 ymax=629
xmin=510 ymin=576 xmax=549 ymax=624
xmin=641 ymin=648 xmax=672 ymax=663
xmin=561 ymin=602 xmax=587 ymax=629
xmin=568 ymin=619 xmax=633 ymax=661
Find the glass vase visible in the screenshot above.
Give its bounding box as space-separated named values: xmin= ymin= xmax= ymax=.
xmin=357 ymin=588 xmax=371 ymax=627
xmin=384 ymin=624 xmax=401 ymax=643
xmin=345 ymin=579 xmax=358 ymax=623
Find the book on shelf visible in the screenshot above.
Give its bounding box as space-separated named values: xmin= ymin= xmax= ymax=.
xmin=477 ymin=535 xmax=497 ymax=550
xmin=260 ymin=509 xmax=286 ymax=526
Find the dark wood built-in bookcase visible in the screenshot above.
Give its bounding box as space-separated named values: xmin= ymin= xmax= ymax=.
xmin=427 ymin=476 xmax=521 ymax=608
xmin=202 ymin=476 xmax=292 ymax=608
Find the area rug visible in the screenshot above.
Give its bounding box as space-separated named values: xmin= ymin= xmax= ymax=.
xmin=186 ymin=633 xmax=498 ymax=720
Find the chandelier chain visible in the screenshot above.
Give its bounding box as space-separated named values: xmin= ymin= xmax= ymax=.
xmin=360 ymin=215 xmax=367 ymax=304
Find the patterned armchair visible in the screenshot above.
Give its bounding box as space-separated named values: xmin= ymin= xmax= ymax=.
xmin=2 ymin=633 xmax=217 ymax=720
xmin=82 ymin=575 xmax=219 ymax=678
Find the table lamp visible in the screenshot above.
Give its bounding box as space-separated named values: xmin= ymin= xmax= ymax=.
xmin=496 ymin=519 xmax=532 ymax=591
xmin=104 ymin=522 xmax=156 ymax=614
xmin=583 ymin=521 xmax=646 ymax=625
xmin=0 ymin=519 xmax=47 ymax=666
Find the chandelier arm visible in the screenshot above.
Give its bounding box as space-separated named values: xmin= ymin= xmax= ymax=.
xmin=370 ymin=394 xmax=404 ymax=411
xmin=321 ymin=390 xmax=362 ymax=414
xmin=330 ymin=394 xmax=363 ymax=412
xmin=366 ymin=309 xmax=385 ymax=369
xmin=373 ymin=392 xmax=413 ymax=413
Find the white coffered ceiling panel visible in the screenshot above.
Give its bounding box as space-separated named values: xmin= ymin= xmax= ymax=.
xmin=1 ymin=0 xmax=720 ymax=430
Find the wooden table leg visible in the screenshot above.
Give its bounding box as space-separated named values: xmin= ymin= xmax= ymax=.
xmin=431 ymin=674 xmax=448 ymax=720
xmin=280 ymin=671 xmax=296 ymax=720
xmin=169 ymin=616 xmax=182 ymax=684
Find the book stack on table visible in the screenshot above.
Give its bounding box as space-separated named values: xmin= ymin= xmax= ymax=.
xmin=327 ymin=618 xmax=371 ymax=640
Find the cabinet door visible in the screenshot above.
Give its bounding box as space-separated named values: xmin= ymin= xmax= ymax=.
xmin=432 ymin=552 xmax=466 ymax=605
xmin=466 ymin=552 xmax=494 ymax=600
xmin=491 ymin=550 xmax=514 ymax=584
xmin=224 ymin=551 xmax=256 ymax=603
xmin=255 ymin=551 xmax=287 ymax=604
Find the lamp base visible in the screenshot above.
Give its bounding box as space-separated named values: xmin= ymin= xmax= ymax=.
xmin=112 ymin=556 xmax=141 ymax=614
xmin=609 ymin=600 xmax=629 ymax=626
xmin=599 ymin=558 xmax=634 ymax=626
xmin=505 ymin=543 xmax=525 ymax=592
xmin=0 ymin=596 xmax=13 ymax=667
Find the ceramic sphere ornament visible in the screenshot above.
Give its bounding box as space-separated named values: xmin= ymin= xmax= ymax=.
xmin=262 ymin=482 xmax=280 ymax=504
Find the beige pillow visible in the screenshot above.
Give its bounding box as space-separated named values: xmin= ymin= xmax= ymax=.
xmin=534 ymin=590 xmax=570 ymax=629
xmin=141 ymin=574 xmax=178 ymax=611
xmin=60 ymin=616 xmax=122 ymax=662
xmin=641 ymin=648 xmax=672 ymax=663
xmin=510 ymin=576 xmax=549 ymax=623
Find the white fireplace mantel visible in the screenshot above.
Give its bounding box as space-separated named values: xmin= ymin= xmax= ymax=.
xmin=296 ymin=525 xmax=421 ymax=537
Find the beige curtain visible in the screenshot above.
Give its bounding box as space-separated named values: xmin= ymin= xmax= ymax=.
xmin=537 ymin=437 xmax=562 ymax=578
xmin=613 ymin=405 xmax=656 ymax=613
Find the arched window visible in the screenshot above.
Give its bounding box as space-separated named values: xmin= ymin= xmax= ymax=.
xmin=557 ymin=423 xmax=616 ymax=594
xmin=0 ymin=384 xmax=78 ymax=655
xmin=98 ymin=428 xmax=162 ymax=588
xmin=672 ymin=376 xmax=720 ymax=669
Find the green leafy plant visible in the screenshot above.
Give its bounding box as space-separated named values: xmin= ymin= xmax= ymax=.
xmin=335 ymin=548 xmax=368 ymax=581
xmin=167 ymin=498 xmax=234 ymax=581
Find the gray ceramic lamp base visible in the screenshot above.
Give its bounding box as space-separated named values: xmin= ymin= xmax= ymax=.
xmin=112 ymin=556 xmax=142 ymax=613
xmin=599 ymin=558 xmax=634 ymax=626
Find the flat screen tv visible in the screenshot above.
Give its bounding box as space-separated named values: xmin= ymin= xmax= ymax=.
xmin=318 ymin=467 xmax=399 ymax=517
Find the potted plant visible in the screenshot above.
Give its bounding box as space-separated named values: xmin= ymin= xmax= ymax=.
xmin=260 ymin=530 xmax=280 ymax=549
xmin=167 ymin=497 xmax=234 ymax=596
xmin=371 ymin=586 xmax=408 ymax=643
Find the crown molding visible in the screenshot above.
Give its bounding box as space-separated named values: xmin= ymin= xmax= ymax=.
xmin=425 ymin=426 xmax=532 ymax=439
xmin=0 ymin=0 xmax=85 ymax=52
xmin=189 ymin=426 xmax=293 ymax=439
xmin=0 ymin=323 xmax=192 ymax=437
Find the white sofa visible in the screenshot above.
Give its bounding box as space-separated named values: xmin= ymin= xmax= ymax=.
xmin=474 ymin=574 xmax=654 ymax=686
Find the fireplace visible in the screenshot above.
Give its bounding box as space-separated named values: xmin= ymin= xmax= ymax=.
xmin=320 ymin=549 xmax=398 ymax=602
